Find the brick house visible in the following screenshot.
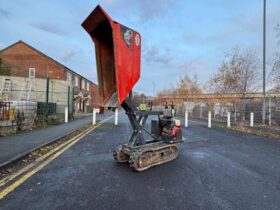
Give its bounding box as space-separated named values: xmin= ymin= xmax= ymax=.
xmin=0 ymin=40 xmax=100 ymax=113
xmin=73 ymin=75 xmax=100 ymax=112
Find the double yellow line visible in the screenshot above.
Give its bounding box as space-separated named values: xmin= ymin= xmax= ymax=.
xmin=0 ymin=115 xmax=114 ymax=200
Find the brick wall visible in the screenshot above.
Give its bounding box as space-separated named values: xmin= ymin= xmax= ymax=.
xmin=0 ymin=41 xmax=66 ymax=80
xmin=0 ymin=41 xmax=100 ymax=111
xmin=91 ymin=83 xmax=100 ymax=108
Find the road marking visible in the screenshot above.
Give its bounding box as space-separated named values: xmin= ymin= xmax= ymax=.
xmin=0 ymin=115 xmax=114 ymax=187
xmin=0 ymin=115 xmax=114 ymax=200
xmin=0 ymin=126 xmax=92 ymax=187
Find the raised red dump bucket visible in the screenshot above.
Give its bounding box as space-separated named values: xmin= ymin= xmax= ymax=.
xmin=82 ymin=5 xmax=141 ymax=107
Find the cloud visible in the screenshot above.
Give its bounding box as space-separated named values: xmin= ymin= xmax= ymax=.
xmin=142 ymin=45 xmax=207 ymax=80
xmin=102 ymin=0 xmax=176 ymax=23
xmin=143 ymin=46 xmax=171 ymax=65
xmin=31 ymin=22 xmax=67 ymax=36
xmin=136 ymin=0 xmax=175 ymax=21
xmin=183 ymin=32 xmax=209 ymax=46
xmin=176 ymin=60 xmax=199 ymax=72
xmin=183 ymin=16 xmax=260 ymax=48
xmin=60 ymin=49 xmax=80 ymax=62
xmin=210 ymin=5 xmax=279 ymax=44
xmin=217 ymin=16 xmax=259 ymax=40
xmin=0 ymin=8 xmax=11 ymax=18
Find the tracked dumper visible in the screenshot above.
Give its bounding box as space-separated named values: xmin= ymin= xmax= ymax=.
xmin=82 ymin=5 xmax=183 ymax=171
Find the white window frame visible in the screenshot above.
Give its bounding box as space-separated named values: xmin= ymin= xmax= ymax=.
xmin=82 ymin=79 xmax=85 ymax=89
xmin=67 ymin=72 xmax=72 ymax=82
xmin=87 ymin=82 xmax=90 ymax=91
xmin=75 ymin=76 xmax=79 ymax=87
xmin=29 ymin=68 xmax=36 ymax=78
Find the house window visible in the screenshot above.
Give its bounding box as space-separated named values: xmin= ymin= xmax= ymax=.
xmin=87 ymin=82 xmax=90 ymax=91
xmin=75 ymin=76 xmax=79 ymax=87
xmin=29 ymin=68 xmax=35 ymax=78
xmin=81 ymin=79 xmax=85 ymax=89
xmin=67 ymin=72 xmax=72 ymax=82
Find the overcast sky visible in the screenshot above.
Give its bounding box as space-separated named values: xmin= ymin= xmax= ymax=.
xmin=0 ymin=0 xmax=279 ymax=95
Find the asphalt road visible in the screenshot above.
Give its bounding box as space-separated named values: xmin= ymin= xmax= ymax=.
xmin=1 ymin=113 xmax=280 ymax=210
xmin=0 ymin=113 xmax=112 ymax=167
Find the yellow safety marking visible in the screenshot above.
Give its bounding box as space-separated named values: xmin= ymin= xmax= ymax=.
xmin=0 ymin=115 xmax=114 ymax=200
xmin=0 ymin=126 xmax=95 ymax=187
xmin=0 ymin=127 xmax=92 ymax=188
xmin=0 ymin=115 xmax=114 ymax=187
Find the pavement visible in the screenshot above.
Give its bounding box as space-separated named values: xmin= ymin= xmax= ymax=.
xmin=1 ymin=113 xmax=280 ymax=209
xmin=0 ymin=112 xmax=113 ymax=168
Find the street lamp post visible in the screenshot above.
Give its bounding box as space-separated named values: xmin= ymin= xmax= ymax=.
xmin=262 ymin=0 xmax=266 ymax=125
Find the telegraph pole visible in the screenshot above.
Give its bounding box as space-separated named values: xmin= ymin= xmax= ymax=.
xmin=262 ymin=0 xmax=266 ymax=125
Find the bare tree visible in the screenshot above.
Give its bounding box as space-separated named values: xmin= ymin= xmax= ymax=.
xmin=207 ymin=47 xmax=260 ymax=123
xmin=154 ymin=87 xmax=177 ymax=105
xmin=177 ymin=74 xmax=202 ymax=97
xmin=154 ymin=75 xmax=202 ymax=106
xmin=208 ymin=47 xmax=259 ymax=97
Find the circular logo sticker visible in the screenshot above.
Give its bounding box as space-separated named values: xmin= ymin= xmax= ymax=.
xmin=123 ymin=29 xmax=133 ymax=48
xmin=135 ymin=34 xmax=140 ymax=46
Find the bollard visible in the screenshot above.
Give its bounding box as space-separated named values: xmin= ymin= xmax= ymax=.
xmin=200 ymin=105 xmax=202 ymax=118
xmin=234 ymin=103 xmax=237 ymax=123
xmin=227 ymin=112 xmax=231 ymax=128
xmin=65 ymin=107 xmax=68 ymax=123
xmin=115 ymin=108 xmax=118 ymax=125
xmin=208 ymin=111 xmax=211 ymax=128
xmin=92 ymin=108 xmax=96 ymax=125
xmin=250 ymin=112 xmax=254 ymax=127
xmin=269 ymin=97 xmax=271 ymax=126
xmin=185 ymin=110 xmax=188 ymax=127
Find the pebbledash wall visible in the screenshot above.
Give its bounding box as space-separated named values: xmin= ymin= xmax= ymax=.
xmin=0 ymin=40 xmax=100 ymax=114
xmin=0 ymin=76 xmax=72 ymax=113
